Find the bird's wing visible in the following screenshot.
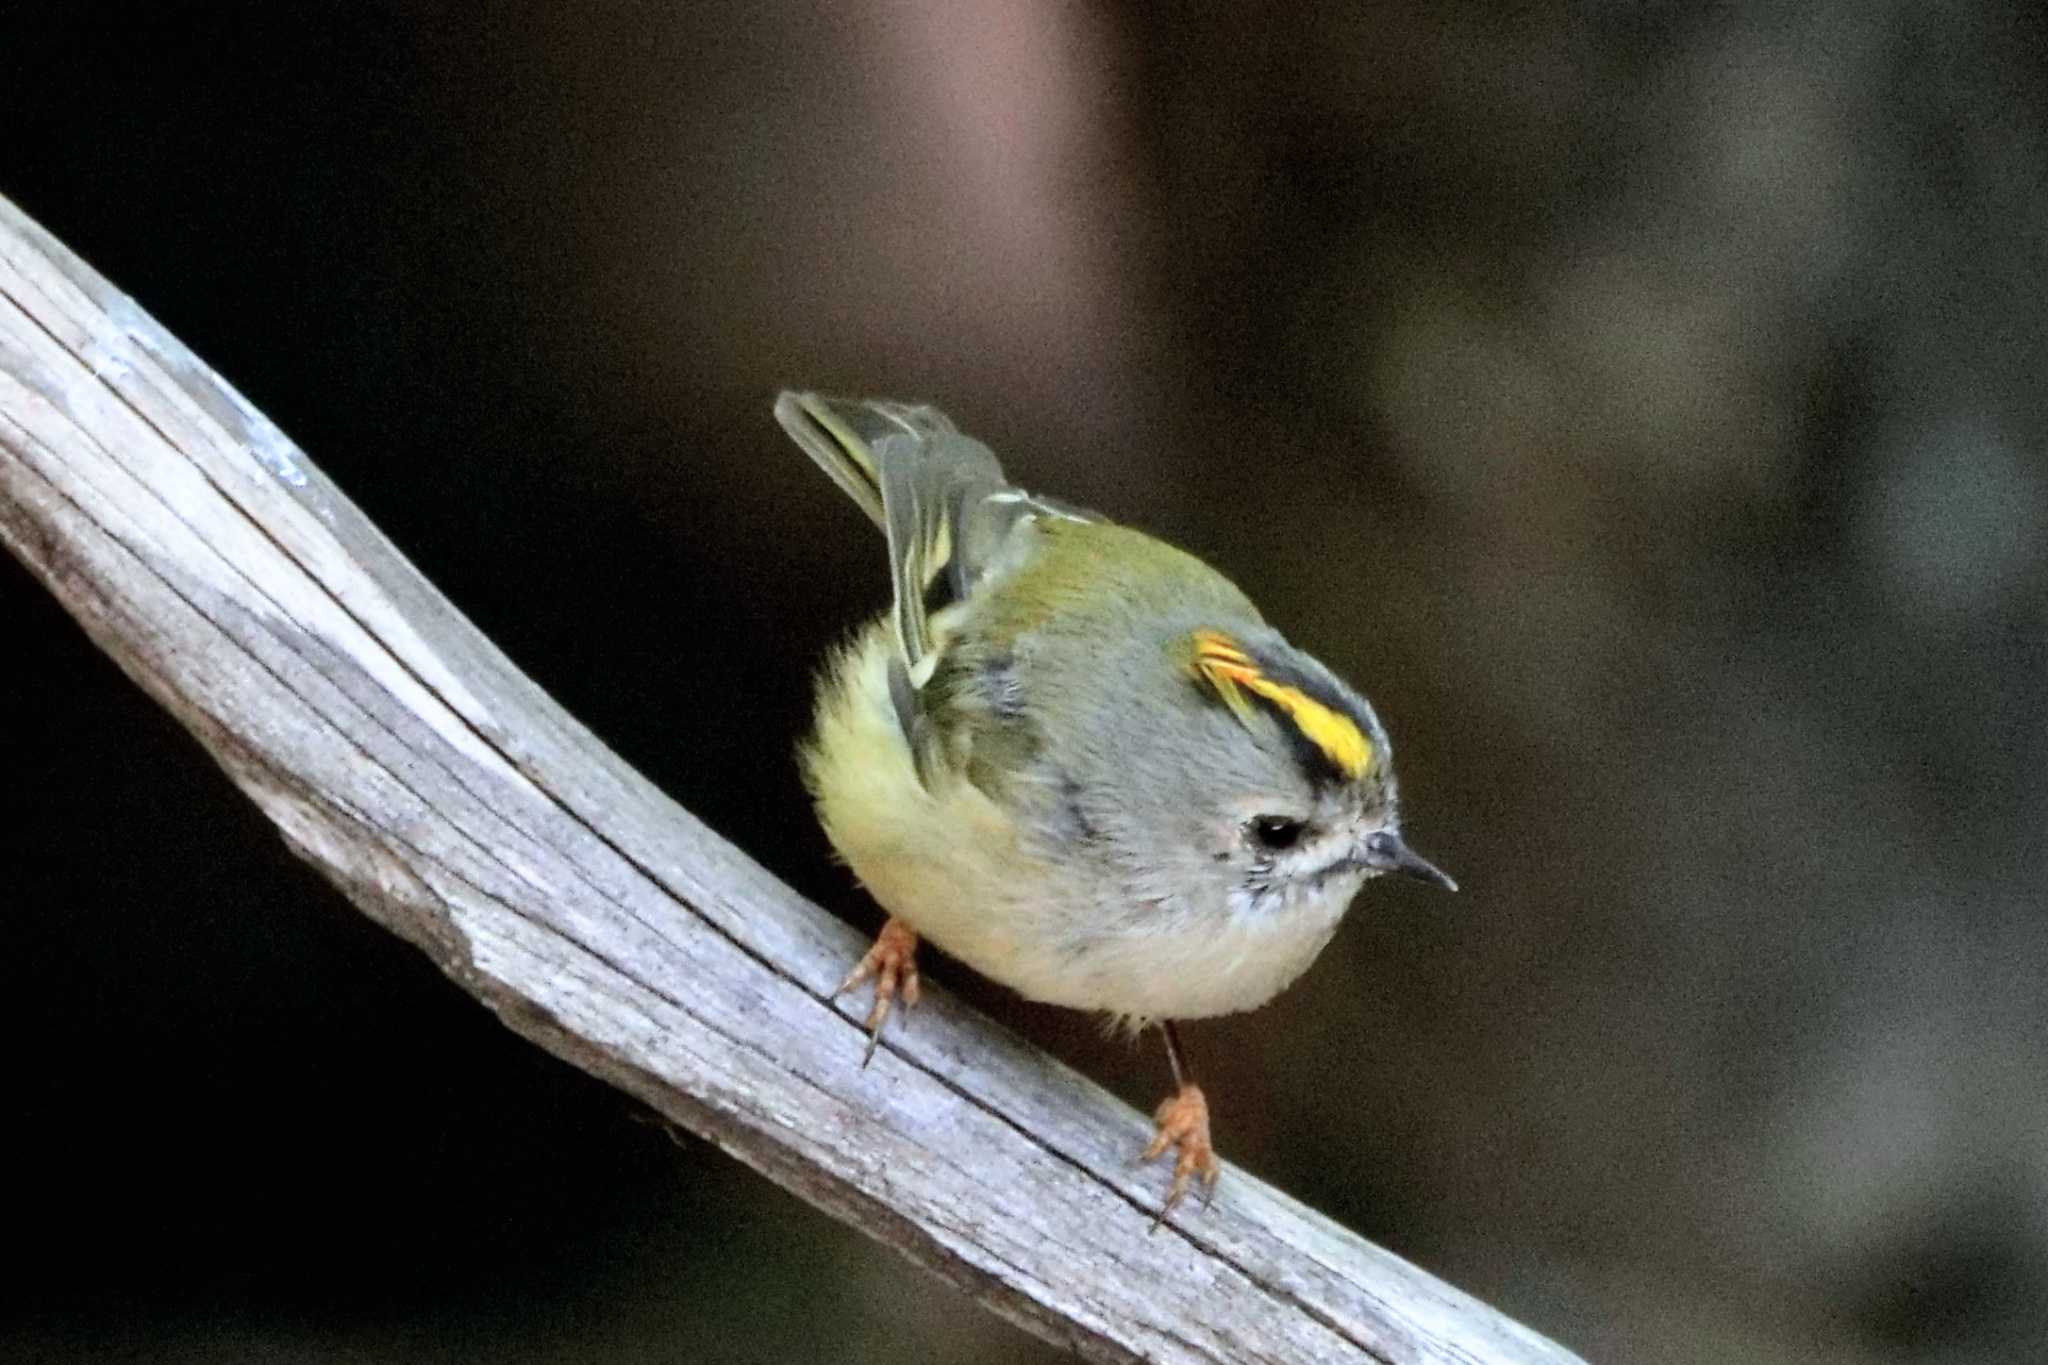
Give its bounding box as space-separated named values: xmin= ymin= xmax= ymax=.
xmin=776 ymin=391 xmax=1088 ymax=781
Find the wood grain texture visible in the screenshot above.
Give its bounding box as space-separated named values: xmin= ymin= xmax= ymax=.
xmin=0 ymin=191 xmax=1585 ymax=1365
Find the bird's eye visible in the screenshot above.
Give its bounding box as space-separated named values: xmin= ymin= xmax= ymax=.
xmin=1248 ymin=815 xmax=1307 ymax=851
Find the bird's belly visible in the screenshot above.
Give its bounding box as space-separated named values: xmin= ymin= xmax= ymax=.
xmin=1018 ymin=893 xmax=1348 ymax=1021
xmin=846 ymin=847 xmax=1346 ymax=1022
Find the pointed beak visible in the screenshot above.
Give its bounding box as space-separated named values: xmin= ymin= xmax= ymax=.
xmin=1363 ymin=830 xmax=1458 ymax=893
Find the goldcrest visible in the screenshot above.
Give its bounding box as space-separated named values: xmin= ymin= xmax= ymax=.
xmin=777 ymin=391 xmax=1455 ymax=1219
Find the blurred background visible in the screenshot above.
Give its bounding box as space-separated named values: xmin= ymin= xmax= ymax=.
xmin=4 ymin=2 xmax=2046 ymax=1361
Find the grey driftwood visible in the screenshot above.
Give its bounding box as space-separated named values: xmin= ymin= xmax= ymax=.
xmin=0 ymin=192 xmax=1585 ymax=1365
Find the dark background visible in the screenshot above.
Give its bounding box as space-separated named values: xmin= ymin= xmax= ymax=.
xmin=6 ymin=4 xmax=2048 ymax=1362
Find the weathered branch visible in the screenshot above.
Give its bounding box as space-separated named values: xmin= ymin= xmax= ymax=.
xmin=0 ymin=191 xmax=1583 ymax=1365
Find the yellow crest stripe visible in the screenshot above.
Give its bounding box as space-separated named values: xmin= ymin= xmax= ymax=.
xmin=1187 ymin=629 xmax=1373 ymax=780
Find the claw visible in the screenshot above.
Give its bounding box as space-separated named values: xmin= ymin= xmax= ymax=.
xmin=1142 ymin=1083 xmax=1221 ymax=1229
xmin=834 ymin=918 xmax=921 ymax=1066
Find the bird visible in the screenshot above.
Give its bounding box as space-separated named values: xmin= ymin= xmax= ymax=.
xmin=776 ymin=390 xmax=1455 ymax=1220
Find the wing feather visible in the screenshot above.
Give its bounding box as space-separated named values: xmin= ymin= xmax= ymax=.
xmin=776 ymin=390 xmax=1090 ymax=784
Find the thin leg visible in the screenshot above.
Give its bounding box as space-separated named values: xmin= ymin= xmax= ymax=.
xmin=1160 ymin=1019 xmax=1192 ymax=1090
xmin=1141 ymin=1021 xmax=1220 ymax=1227
xmin=834 ymin=918 xmax=921 ymax=1066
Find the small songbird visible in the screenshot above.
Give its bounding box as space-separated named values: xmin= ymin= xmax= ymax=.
xmin=777 ymin=392 xmax=1455 ymax=1220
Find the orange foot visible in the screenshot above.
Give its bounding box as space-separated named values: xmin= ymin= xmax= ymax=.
xmin=1141 ymin=1082 xmax=1221 ymax=1227
xmin=835 ymin=918 xmax=921 ymax=1065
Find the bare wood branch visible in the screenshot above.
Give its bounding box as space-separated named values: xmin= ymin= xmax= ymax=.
xmin=0 ymin=191 xmax=1584 ymax=1365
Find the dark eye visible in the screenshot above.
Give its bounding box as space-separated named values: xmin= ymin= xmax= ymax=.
xmin=1248 ymin=815 xmax=1307 ymax=851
